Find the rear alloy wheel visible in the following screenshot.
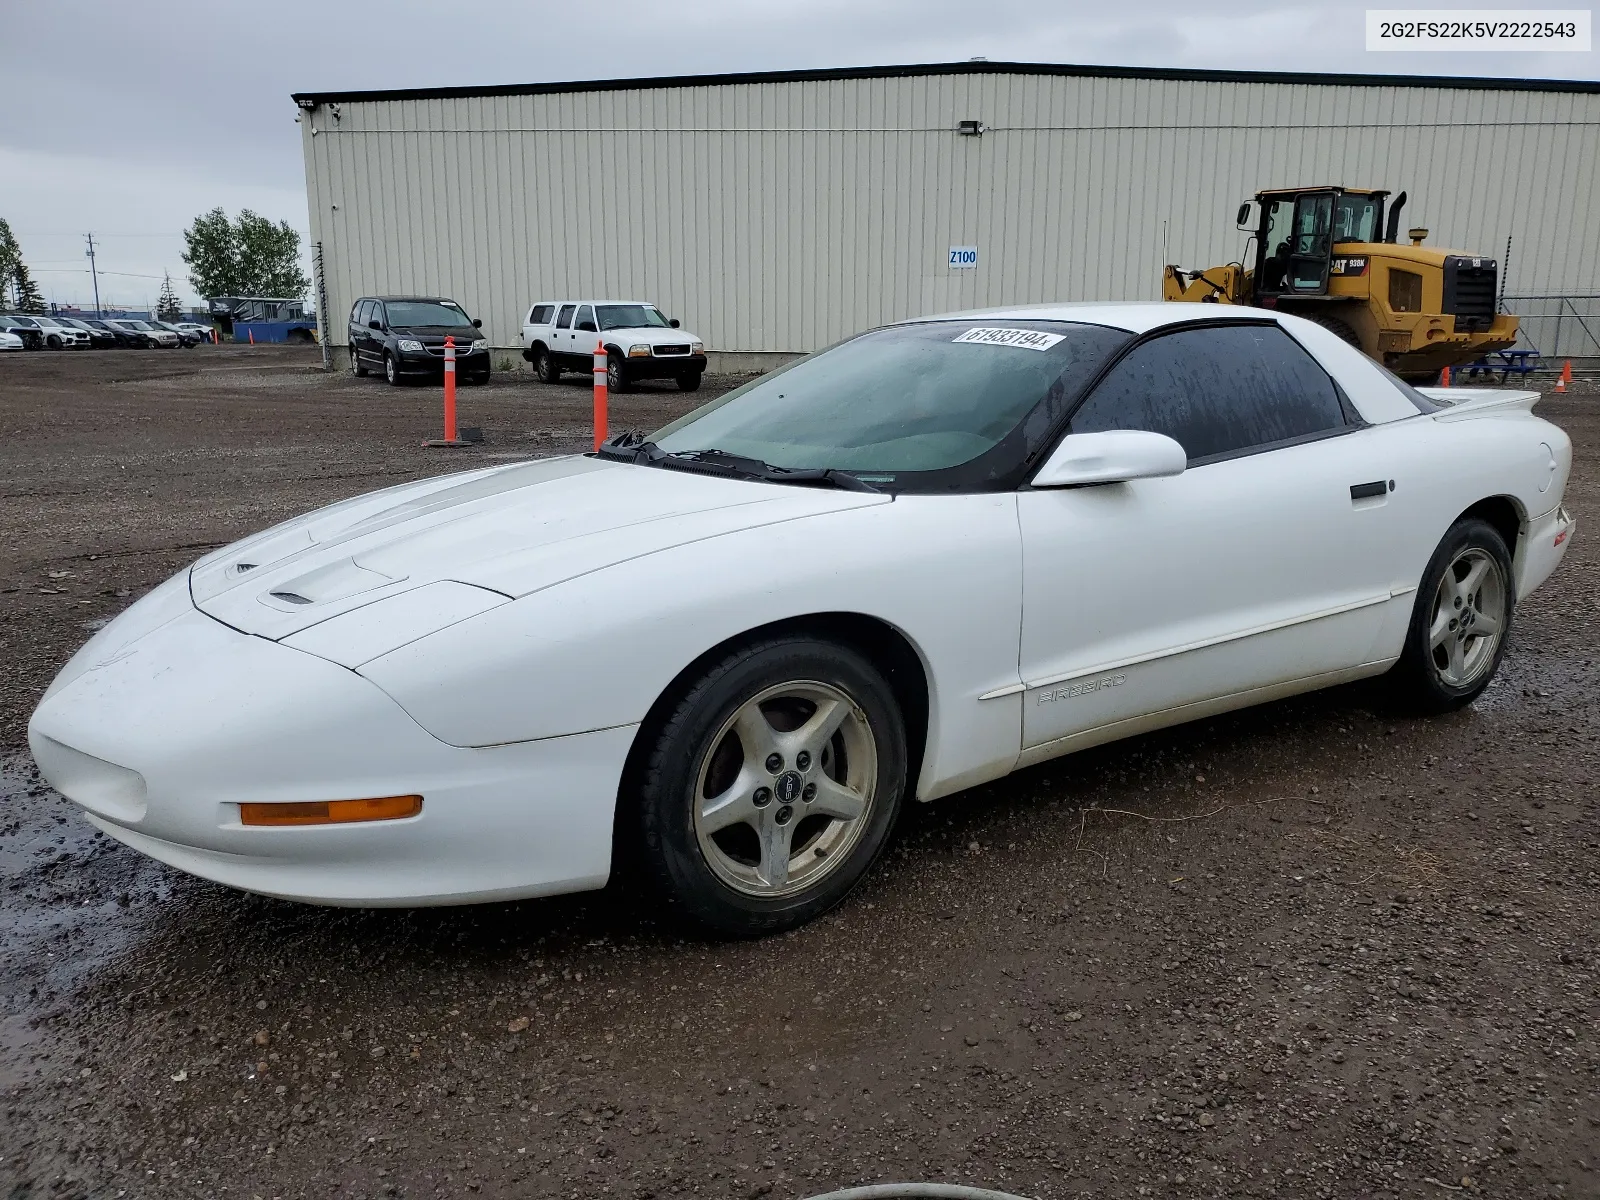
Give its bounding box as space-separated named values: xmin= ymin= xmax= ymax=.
xmin=350 ymin=347 xmax=367 ymax=377
xmin=534 ymin=347 xmax=559 ymax=384
xmin=634 ymin=637 xmax=906 ymax=937
xmin=384 ymin=353 xmax=401 ymax=386
xmin=677 ymin=369 xmax=703 ymax=392
xmin=1389 ymin=518 xmax=1514 ymax=712
xmin=607 ymin=353 xmax=632 ymax=393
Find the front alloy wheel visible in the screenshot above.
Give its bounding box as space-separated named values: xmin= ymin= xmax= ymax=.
xmin=634 ymin=637 xmax=906 ymax=936
xmin=693 ymin=681 xmax=879 ymax=897
xmin=384 ymin=353 xmax=400 ymax=386
xmin=606 ymin=353 xmax=631 ymax=393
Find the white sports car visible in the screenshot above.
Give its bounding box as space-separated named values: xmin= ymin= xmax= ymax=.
xmin=29 ymin=304 xmax=1575 ymax=935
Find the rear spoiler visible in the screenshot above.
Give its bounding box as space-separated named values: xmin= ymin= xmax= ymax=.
xmin=1416 ymin=388 xmax=1540 ymax=419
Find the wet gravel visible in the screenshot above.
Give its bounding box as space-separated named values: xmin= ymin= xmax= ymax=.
xmin=1 ymin=348 xmax=1596 ymax=1199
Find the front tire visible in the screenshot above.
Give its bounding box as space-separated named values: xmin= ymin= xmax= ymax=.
xmin=1388 ymin=518 xmax=1514 ymax=712
xmin=677 ymin=369 xmax=703 ymax=392
xmin=384 ymin=353 xmax=401 ymax=386
xmin=633 ymin=637 xmax=907 ymax=937
xmin=607 ymin=353 xmax=632 ymax=393
xmin=47 ymin=335 xmax=62 ymax=350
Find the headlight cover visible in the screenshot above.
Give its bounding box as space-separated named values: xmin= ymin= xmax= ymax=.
xmin=397 ymin=339 xmax=425 ymax=352
xmin=691 ymin=341 xmax=705 ymax=354
xmin=471 ymin=339 xmax=489 ymax=352
xmin=628 ymin=345 xmax=651 ymax=358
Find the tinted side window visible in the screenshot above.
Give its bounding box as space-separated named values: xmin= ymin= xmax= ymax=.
xmin=530 ymin=304 xmax=554 ymax=324
xmin=575 ymin=305 xmax=596 ymax=332
xmin=350 ymin=300 xmax=365 ymax=325
xmin=371 ymin=303 xmax=387 ymax=328
xmin=1070 ymin=324 xmax=1348 ymax=462
xmin=555 ymin=304 xmax=575 ymax=330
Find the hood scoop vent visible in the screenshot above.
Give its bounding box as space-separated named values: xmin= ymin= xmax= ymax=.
xmin=258 ymin=558 xmax=406 ymax=612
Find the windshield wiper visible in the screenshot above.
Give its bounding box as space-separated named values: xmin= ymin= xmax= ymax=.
xmin=593 ymin=436 xmax=878 ymax=492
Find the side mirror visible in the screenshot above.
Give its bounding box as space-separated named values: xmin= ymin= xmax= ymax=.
xmin=669 ymin=318 xmax=681 ymax=328
xmin=368 ymin=320 xmax=381 ymax=330
xmin=472 ymin=318 xmax=483 ymax=328
xmin=1032 ymin=430 xmax=1187 ymax=488
xmin=1235 ymin=201 xmax=1254 ymax=230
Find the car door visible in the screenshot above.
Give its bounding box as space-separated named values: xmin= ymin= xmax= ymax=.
xmin=573 ymin=305 xmax=598 ymax=362
xmin=350 ymin=300 xmax=369 ymax=363
xmin=1015 ymin=320 xmax=1410 ymax=760
xmin=553 ymin=303 xmax=577 ymax=366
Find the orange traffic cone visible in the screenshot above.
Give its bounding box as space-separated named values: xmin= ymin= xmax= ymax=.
xmin=1553 ymin=359 xmax=1572 ymax=393
xmin=1440 ymin=365 xmax=1451 ymax=388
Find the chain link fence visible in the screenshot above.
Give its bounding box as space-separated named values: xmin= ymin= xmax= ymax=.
xmin=1502 ymin=295 xmax=1600 ymax=372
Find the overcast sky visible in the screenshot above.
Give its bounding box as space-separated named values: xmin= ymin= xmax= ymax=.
xmin=3 ymin=0 xmax=1594 ymax=310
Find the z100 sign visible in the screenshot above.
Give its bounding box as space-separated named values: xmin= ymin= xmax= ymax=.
xmin=949 ymin=246 xmax=979 ymax=270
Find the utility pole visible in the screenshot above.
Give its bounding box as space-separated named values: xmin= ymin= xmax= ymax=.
xmin=85 ymin=232 xmax=103 ymax=317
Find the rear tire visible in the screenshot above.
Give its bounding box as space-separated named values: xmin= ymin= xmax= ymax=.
xmin=632 ymin=636 xmax=907 ymax=937
xmin=1308 ymin=313 xmax=1362 ymax=349
xmin=677 ymin=369 xmax=703 ymax=392
xmin=1387 ymin=518 xmax=1514 ymax=713
xmin=534 ymin=347 xmax=559 ymax=384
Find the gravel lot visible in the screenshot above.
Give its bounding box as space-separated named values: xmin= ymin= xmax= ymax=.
xmin=1 ymin=347 xmax=1596 ymax=1200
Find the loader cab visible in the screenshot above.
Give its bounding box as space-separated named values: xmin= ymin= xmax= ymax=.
xmin=1249 ymin=187 xmax=1388 ymax=301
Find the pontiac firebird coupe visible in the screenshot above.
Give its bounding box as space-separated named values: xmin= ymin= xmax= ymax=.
xmin=29 ymin=304 xmax=1575 ymax=935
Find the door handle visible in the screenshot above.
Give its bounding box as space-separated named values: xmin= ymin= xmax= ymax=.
xmin=1350 ymin=480 xmax=1391 ymax=500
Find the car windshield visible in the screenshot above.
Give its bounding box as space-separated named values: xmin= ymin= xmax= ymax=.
xmin=651 ymin=320 xmax=1130 ymax=486
xmin=120 ymin=321 xmax=153 ymax=330
xmin=597 ymin=305 xmax=669 ymax=331
xmin=385 ymin=301 xmax=474 ymax=328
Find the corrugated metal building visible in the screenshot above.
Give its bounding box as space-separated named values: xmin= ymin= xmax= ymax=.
xmin=293 ymin=61 xmax=1600 ymax=370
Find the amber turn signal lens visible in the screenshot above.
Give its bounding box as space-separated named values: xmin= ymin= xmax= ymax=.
xmin=239 ymin=795 xmax=422 ymax=827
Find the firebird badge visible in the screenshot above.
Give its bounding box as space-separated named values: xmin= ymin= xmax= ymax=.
xmin=1037 ymin=674 xmax=1127 ymax=704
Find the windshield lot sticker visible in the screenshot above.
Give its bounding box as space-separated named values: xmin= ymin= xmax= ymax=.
xmin=953 ymin=327 xmax=1065 ymax=352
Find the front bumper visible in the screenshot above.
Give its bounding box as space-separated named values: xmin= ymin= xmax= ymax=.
xmin=28 ymin=593 xmax=631 ymax=906
xmin=622 ymin=352 xmax=707 ymax=381
xmin=396 ymin=347 xmax=492 ymax=377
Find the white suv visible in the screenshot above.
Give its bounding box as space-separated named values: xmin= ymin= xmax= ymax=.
xmin=12 ymin=315 xmax=90 ymax=349
xmin=521 ymin=301 xmax=706 ymax=392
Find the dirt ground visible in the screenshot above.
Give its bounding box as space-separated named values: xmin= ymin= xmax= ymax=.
xmin=1 ymin=346 xmax=1596 ymax=1200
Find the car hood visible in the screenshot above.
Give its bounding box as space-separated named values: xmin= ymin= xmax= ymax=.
xmin=189 ymin=456 xmax=888 ymax=639
xmin=609 ymin=327 xmax=700 ymax=345
xmin=388 ymin=324 xmax=481 ymax=343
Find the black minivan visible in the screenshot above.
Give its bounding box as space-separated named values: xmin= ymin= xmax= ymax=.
xmin=348 ymin=295 xmax=491 ymax=386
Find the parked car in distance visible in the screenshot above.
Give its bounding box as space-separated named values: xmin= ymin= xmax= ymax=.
xmin=0 ymin=315 xmax=43 ymax=350
xmin=55 ymin=317 xmax=118 ymax=348
xmin=82 ymin=318 xmax=142 ymax=348
xmin=522 ymin=300 xmax=706 ymax=392
xmin=28 ymin=315 xmax=92 ymax=349
xmin=0 ymin=329 xmax=24 ymax=352
xmin=105 ymin=319 xmax=180 ymax=348
xmin=172 ymin=322 xmax=214 ymax=343
xmin=152 ymin=320 xmax=203 ymax=348
xmin=347 ymin=296 xmax=490 ymax=386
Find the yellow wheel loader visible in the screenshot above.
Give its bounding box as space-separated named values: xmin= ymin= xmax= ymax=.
xmin=1162 ymin=187 xmax=1518 ymax=382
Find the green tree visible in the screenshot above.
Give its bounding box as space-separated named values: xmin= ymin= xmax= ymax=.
xmin=181 ymin=208 xmax=307 ymax=300
xmin=0 ymin=218 xmax=20 ymax=300
xmin=156 ymin=273 xmax=182 ymax=321
xmin=11 ymin=261 xmax=45 ymax=314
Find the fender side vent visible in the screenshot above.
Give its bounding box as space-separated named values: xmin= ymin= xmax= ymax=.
xmin=269 ymin=590 xmax=313 ymax=605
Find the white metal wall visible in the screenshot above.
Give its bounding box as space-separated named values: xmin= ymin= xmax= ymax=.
xmin=299 ymin=69 xmax=1600 ymax=357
